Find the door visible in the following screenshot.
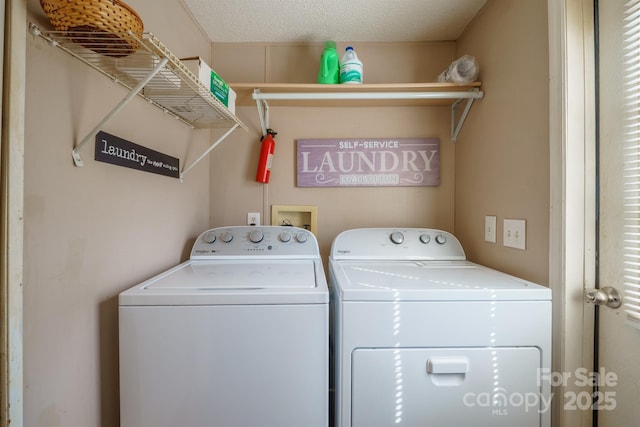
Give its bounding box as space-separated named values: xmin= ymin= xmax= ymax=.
xmin=597 ymin=0 xmax=640 ymax=425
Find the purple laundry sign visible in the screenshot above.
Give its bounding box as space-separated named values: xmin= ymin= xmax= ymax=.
xmin=296 ymin=138 xmax=440 ymax=187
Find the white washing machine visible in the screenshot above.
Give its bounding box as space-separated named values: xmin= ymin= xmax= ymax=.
xmin=119 ymin=226 xmax=328 ymax=427
xmin=330 ymin=228 xmax=552 ymax=427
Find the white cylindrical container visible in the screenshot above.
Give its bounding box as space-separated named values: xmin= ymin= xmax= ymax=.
xmin=339 ymin=46 xmax=363 ymax=84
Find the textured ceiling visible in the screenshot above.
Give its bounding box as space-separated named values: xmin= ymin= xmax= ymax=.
xmin=182 ymin=0 xmax=487 ymax=43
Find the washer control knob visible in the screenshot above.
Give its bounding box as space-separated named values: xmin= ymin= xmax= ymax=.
xmin=296 ymin=233 xmax=308 ymax=243
xmin=279 ymin=232 xmax=292 ymax=243
xmin=203 ymin=231 xmax=216 ymax=244
xmin=390 ymin=231 xmax=405 ymax=245
xmin=249 ymin=229 xmax=264 ymax=243
xmin=435 ymin=234 xmax=447 ymax=245
xmin=221 ymin=232 xmax=234 ymax=243
xmin=419 ymin=234 xmax=431 ymax=244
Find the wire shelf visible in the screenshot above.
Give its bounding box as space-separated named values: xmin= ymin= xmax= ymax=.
xmin=32 ymin=25 xmax=247 ymax=131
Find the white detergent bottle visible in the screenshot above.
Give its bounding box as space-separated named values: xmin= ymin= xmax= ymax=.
xmin=339 ymin=46 xmax=363 ymax=84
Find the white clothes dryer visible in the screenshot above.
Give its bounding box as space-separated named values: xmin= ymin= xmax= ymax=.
xmin=119 ymin=226 xmax=328 ymax=427
xmin=329 ymin=228 xmax=552 ymax=427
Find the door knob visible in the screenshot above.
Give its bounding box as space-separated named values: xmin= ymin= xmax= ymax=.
xmin=585 ymin=286 xmax=622 ymax=309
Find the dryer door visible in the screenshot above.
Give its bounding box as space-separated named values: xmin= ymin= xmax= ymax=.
xmin=351 ymin=347 xmax=545 ymax=427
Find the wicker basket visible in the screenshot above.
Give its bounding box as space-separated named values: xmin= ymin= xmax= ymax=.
xmin=40 ymin=0 xmax=144 ymax=58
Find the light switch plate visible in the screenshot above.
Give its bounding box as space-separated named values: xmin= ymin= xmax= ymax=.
xmin=484 ymin=215 xmax=497 ymax=243
xmin=503 ymin=219 xmax=526 ymax=250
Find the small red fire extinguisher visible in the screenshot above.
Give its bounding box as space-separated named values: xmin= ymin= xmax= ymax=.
xmin=256 ymin=129 xmax=277 ymax=183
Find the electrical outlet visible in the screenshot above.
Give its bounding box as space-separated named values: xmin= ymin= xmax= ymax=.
xmin=247 ymin=212 xmax=260 ymax=226
xmin=503 ymin=219 xmax=526 ymax=250
xmin=484 ymin=215 xmax=497 ymax=243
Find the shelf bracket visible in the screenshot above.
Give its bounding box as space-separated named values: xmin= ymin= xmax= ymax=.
xmin=180 ymin=123 xmax=241 ymax=181
xmin=451 ymin=88 xmax=481 ymax=142
xmin=71 ymin=57 xmax=170 ymax=167
xmin=254 ymin=89 xmax=270 ymax=136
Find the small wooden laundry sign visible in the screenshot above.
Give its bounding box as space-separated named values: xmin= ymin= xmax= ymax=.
xmin=95 ymin=131 xmax=180 ymax=178
xmin=296 ymin=138 xmax=440 ymax=187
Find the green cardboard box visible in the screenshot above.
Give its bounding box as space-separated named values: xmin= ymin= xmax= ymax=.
xmin=181 ymin=56 xmax=236 ymax=114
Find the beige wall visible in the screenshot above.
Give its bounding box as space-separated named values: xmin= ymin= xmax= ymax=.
xmin=210 ymin=42 xmax=459 ymax=261
xmin=21 ymin=0 xmax=550 ymax=426
xmin=209 ymin=106 xmax=455 ymax=260
xmin=455 ymin=0 xmax=550 ymax=284
xmin=209 ymin=0 xmax=550 ymax=282
xmin=211 ymin=41 xmax=457 ymax=84
xmin=24 ymin=1 xmax=212 ymax=426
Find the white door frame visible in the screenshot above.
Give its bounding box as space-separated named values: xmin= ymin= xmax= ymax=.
xmin=0 ymin=0 xmax=6 ymax=420
xmin=548 ymin=0 xmax=596 ymax=426
xmin=1 ymin=1 xmax=26 ymax=426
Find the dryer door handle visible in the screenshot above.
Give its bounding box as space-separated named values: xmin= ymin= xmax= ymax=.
xmin=426 ymin=356 xmax=470 ymax=374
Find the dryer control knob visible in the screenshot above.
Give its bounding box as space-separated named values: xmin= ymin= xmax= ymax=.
xmin=203 ymin=231 xmax=216 ymax=244
xmin=249 ymin=229 xmax=264 ymax=243
xmin=390 ymin=231 xmax=405 ymax=245
xmin=221 ymin=232 xmax=234 ymax=243
xmin=279 ymin=232 xmax=292 ymax=242
xmin=435 ymin=234 xmax=447 ymax=245
xmin=419 ymin=234 xmax=431 ymax=244
xmin=295 ymin=233 xmax=308 ymax=243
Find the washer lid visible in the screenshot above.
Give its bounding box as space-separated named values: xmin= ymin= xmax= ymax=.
xmin=120 ymin=259 xmax=328 ymax=305
xmin=330 ymin=260 xmax=551 ymax=301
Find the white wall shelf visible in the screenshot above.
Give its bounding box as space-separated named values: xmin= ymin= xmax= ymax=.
xmin=231 ymin=82 xmax=483 ymax=141
xmin=29 ymin=23 xmax=247 ymax=179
